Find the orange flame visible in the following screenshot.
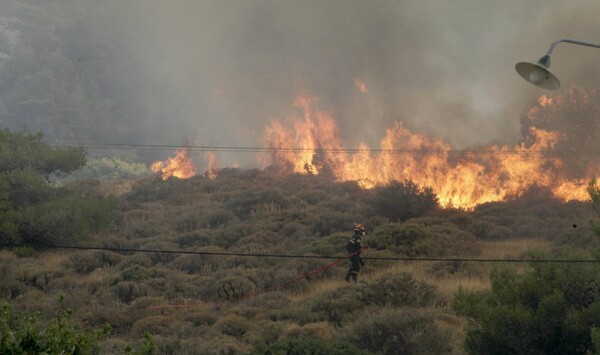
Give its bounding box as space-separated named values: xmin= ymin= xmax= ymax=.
xmin=203 ymin=151 xmax=220 ymax=179
xmin=537 ymin=95 xmax=554 ymax=106
xmin=354 ymin=79 xmax=368 ymax=94
xmin=263 ymin=95 xmax=596 ymax=209
xmin=151 ymin=148 xmax=196 ymax=180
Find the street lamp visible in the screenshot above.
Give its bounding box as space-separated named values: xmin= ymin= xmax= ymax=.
xmin=515 ymin=37 xmax=600 ymax=90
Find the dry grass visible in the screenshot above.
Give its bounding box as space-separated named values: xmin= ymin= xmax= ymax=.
xmin=478 ymin=238 xmax=551 ymax=259
xmin=289 ymin=238 xmax=552 ymax=307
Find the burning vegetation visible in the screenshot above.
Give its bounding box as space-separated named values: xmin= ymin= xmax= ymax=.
xmin=150 ymin=148 xmax=196 ymax=180
xmin=152 ymin=86 xmax=599 ymax=209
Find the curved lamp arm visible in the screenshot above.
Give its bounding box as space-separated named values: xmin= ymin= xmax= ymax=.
xmin=516 ymin=37 xmax=600 ymax=90
xmin=538 ymin=37 xmax=600 ymax=68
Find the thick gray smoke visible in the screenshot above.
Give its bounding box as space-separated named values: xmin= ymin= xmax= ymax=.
xmin=133 ymin=1 xmax=600 ymax=155
xmin=3 ymin=0 xmax=600 ymax=167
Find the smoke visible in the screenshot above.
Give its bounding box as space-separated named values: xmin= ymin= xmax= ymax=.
xmin=10 ymin=0 xmax=600 ymax=167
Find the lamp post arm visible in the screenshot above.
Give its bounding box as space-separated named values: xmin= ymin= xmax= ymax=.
xmin=545 ymin=37 xmax=600 ymax=57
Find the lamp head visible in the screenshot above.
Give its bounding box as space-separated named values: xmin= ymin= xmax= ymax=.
xmin=515 ymin=56 xmax=560 ymax=90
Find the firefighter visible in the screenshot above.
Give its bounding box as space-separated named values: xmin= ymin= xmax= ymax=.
xmin=345 ymin=223 xmax=366 ymax=282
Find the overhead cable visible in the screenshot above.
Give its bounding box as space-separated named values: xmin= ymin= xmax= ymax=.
xmin=46 ymin=141 xmax=599 ymax=155
xmin=4 ymin=243 xmax=600 ymax=264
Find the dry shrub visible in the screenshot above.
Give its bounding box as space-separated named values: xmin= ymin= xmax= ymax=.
xmin=21 ymin=266 xmax=65 ymax=291
xmin=120 ymin=264 xmax=156 ymax=281
xmin=175 ymin=231 xmax=213 ymax=248
xmin=346 ymin=308 xmax=452 ymax=355
xmin=117 ymin=253 xmax=153 ymax=269
xmin=364 ymin=271 xmax=437 ymax=307
xmin=246 ymin=291 xmax=290 ymax=309
xmin=0 ymin=252 xmax=21 ymax=299
xmin=184 ymin=310 xmax=218 ymax=327
xmin=282 ymin=321 xmax=334 ymax=340
xmin=192 ymin=334 xmax=249 ymax=355
xmin=208 ymin=276 xmax=257 ymax=301
xmin=171 ymin=254 xmax=216 ymax=274
xmin=427 ymin=260 xmax=485 ymax=279
xmin=112 ymin=281 xmax=150 ymax=304
xmin=77 ymin=304 xmax=132 ymax=333
xmin=68 ymin=250 xmax=122 ymax=274
xmin=128 ymin=296 xmax=166 ymax=312
xmin=215 ymin=315 xmax=250 ymax=339
xmin=201 ymin=209 xmax=236 ymax=228
xmin=130 ymin=315 xmax=166 ymax=335
xmin=304 ymin=283 xmax=364 ymax=326
xmin=242 ymin=319 xmax=283 ymax=347
xmin=487 ymin=225 xmax=515 ymax=240
xmin=300 ymin=271 xmax=438 ymax=327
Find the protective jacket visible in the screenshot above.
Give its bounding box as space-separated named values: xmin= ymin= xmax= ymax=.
xmin=345 ymin=234 xmax=364 ymax=281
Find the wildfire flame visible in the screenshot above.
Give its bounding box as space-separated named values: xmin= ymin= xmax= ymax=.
xmin=354 ymin=79 xmax=368 ymax=94
xmin=151 ymin=148 xmax=196 ymax=180
xmin=151 ymin=148 xmax=221 ymax=180
xmin=537 ymin=95 xmax=554 ymax=107
xmin=203 ymin=151 xmax=220 ymax=179
xmin=262 ymin=94 xmax=597 ymax=209
xmin=151 ymin=87 xmax=598 ymax=210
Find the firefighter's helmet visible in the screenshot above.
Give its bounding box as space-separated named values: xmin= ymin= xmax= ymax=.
xmin=354 ymin=223 xmax=365 ymax=233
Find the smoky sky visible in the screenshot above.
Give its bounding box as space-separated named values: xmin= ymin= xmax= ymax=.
xmin=32 ymin=1 xmax=600 ymax=166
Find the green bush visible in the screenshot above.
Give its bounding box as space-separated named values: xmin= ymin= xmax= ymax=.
xmin=65 ymin=157 xmax=149 ymax=182
xmin=454 ymin=257 xmax=600 ymax=354
xmin=592 ymin=327 xmax=600 ymax=354
xmin=0 ymin=301 xmax=108 ymax=354
xmin=369 ymin=221 xmax=481 ymax=258
xmin=367 ymin=180 xmax=438 ymax=221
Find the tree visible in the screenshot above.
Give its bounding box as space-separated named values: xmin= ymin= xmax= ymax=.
xmin=454 ymin=259 xmax=600 ymax=354
xmin=588 ymin=178 xmax=600 ymax=236
xmin=0 ymin=130 xmax=117 ymax=246
xmin=0 ymin=300 xmax=108 ymax=354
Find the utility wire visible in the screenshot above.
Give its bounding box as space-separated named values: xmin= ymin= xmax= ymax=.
xmin=46 ymin=141 xmax=600 ymax=155
xmin=4 ymin=243 xmax=600 ymax=264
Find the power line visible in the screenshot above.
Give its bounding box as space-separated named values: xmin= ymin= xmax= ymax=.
xmin=46 ymin=141 xmax=600 ymax=155
xmin=4 ymin=243 xmax=600 ymax=264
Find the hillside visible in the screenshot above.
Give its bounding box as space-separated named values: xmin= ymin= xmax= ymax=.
xmin=2 ymin=169 xmax=598 ymax=354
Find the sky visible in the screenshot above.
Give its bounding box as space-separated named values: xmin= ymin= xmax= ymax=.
xmin=95 ymin=1 xmax=600 ymax=164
